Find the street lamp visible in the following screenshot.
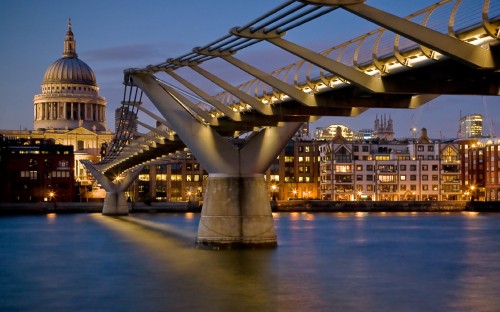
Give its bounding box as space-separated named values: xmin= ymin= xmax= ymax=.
xmin=48 ymin=191 xmax=55 ymax=202
xmin=271 ymin=184 xmax=277 ymax=201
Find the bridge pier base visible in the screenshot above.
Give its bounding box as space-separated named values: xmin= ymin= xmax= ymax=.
xmin=102 ymin=192 xmax=130 ymax=216
xmin=196 ymin=175 xmax=276 ymax=249
xmin=80 ymin=160 xmax=143 ymax=216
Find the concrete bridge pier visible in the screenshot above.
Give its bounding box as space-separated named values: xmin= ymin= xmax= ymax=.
xmin=131 ymin=73 xmax=302 ymax=248
xmin=81 ymin=160 xmax=143 ymax=215
xmin=198 ymin=174 xmax=277 ymax=249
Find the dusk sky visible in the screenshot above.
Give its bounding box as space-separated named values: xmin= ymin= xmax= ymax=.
xmin=1 ymin=0 xmax=498 ymax=139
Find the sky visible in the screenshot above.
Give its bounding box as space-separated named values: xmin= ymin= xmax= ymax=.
xmin=0 ymin=0 xmax=498 ymax=139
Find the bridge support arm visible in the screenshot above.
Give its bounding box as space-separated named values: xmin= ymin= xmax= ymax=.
xmin=81 ymin=160 xmax=143 ymax=215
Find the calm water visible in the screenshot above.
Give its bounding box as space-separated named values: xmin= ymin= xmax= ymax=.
xmin=1 ymin=211 xmax=500 ymax=312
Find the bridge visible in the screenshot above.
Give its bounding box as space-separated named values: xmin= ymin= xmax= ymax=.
xmin=82 ymin=0 xmax=500 ymax=248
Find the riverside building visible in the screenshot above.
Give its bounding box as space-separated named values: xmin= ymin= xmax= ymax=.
xmin=458 ymin=137 xmax=500 ymax=201
xmin=0 ymin=136 xmax=74 ymax=202
xmin=318 ymin=127 xmax=462 ymax=201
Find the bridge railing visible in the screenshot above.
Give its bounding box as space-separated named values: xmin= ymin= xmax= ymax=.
xmin=167 ymin=0 xmax=500 ymax=114
xmin=215 ymin=0 xmax=500 ymax=107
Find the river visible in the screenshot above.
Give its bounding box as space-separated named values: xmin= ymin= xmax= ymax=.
xmin=1 ymin=211 xmax=499 ymax=311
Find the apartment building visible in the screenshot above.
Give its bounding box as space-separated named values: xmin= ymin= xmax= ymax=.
xmin=319 ymin=128 xmax=462 ymax=201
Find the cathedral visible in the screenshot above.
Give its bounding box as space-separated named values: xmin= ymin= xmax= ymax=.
xmin=0 ymin=19 xmax=114 ymax=187
xmin=373 ymin=114 xmax=394 ymax=140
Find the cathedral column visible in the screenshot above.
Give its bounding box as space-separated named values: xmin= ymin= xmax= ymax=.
xmin=77 ymin=103 xmax=81 ymax=122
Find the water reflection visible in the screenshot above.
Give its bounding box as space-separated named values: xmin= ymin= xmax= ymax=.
xmin=1 ymin=212 xmax=500 ymax=311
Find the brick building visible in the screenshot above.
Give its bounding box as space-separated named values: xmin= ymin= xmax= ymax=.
xmin=0 ymin=136 xmax=74 ymax=202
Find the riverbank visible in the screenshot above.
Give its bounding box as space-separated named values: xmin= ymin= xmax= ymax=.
xmin=1 ymin=200 xmax=499 ymax=215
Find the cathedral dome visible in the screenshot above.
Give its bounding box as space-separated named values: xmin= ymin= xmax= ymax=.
xmin=34 ymin=19 xmax=107 ymax=132
xmin=43 ymin=57 xmax=96 ymax=85
xmin=42 ymin=19 xmax=96 ymax=86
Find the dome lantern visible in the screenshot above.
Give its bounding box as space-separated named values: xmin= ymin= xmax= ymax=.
xmin=62 ymin=18 xmax=78 ymax=58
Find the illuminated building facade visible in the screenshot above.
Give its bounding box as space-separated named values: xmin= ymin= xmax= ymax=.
xmin=128 ymin=137 xmax=320 ymax=202
xmin=458 ymin=114 xmax=483 ymax=138
xmin=319 ymin=128 xmax=462 ymax=201
xmin=457 ymin=138 xmax=500 ymax=201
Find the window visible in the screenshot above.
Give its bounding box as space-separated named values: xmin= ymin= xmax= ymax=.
xmin=367 ymin=185 xmax=373 ymax=191
xmin=400 ymin=165 xmax=406 ymax=171
xmin=400 ymin=175 xmax=406 ymax=181
xmin=362 ymin=146 xmax=369 ymax=152
xmin=410 ymin=165 xmax=416 ymax=171
xmin=432 ymin=175 xmax=438 ymax=181
xmin=335 ymin=165 xmax=352 ymax=173
xmin=367 ymin=165 xmax=373 ymax=171
xmin=418 ymin=145 xmax=424 ymax=151
xmin=432 ymin=165 xmax=438 ymax=171
xmin=422 ymin=175 xmax=428 ymax=181
xmin=422 ymin=165 xmax=428 ymax=171
xmin=442 ymin=146 xmax=458 ymax=162
xmin=428 ymin=146 xmax=434 ymax=152
xmin=410 ymin=175 xmax=416 ymax=181
xmin=356 ymin=165 xmax=363 ymax=171
xmin=357 ymin=175 xmax=363 ymax=181
xmin=378 ymin=175 xmax=395 ymax=183
xmin=366 ymin=175 xmax=373 ymax=181
xmin=335 ymin=147 xmax=352 ymax=163
xmin=400 ymin=184 xmax=407 ymax=191
xmin=353 ymin=146 xmax=359 ymax=152
xmin=410 ymin=185 xmax=417 ymax=190
xmin=423 ymin=185 xmax=429 ymax=191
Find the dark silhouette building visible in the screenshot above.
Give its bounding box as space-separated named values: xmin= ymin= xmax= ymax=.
xmin=0 ymin=136 xmax=74 ymax=202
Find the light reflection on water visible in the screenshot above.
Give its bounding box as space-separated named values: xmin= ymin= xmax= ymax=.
xmin=1 ymin=212 xmax=500 ymax=311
